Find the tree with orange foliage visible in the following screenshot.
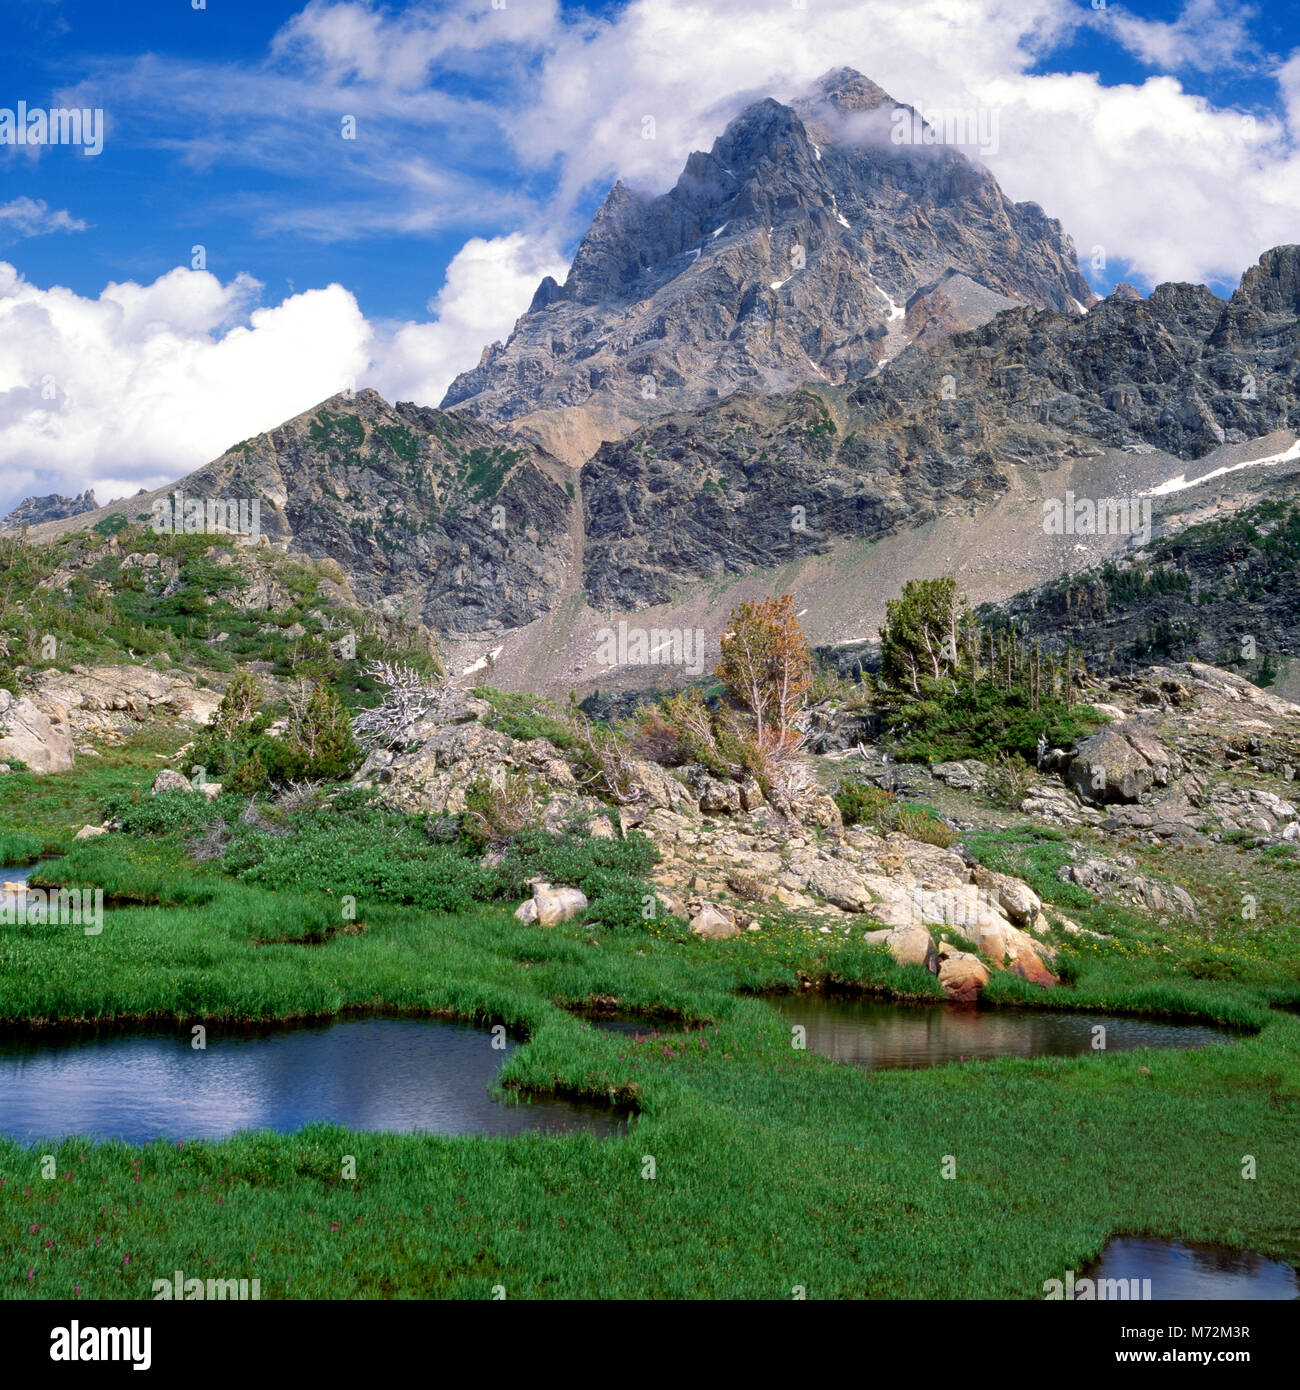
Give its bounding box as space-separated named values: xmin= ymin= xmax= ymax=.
xmin=716 ymin=594 xmax=812 ymax=753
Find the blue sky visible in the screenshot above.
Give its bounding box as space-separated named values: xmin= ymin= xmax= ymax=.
xmin=2 ymin=0 xmax=1299 ymax=513
xmin=7 ymin=0 xmax=533 ymax=320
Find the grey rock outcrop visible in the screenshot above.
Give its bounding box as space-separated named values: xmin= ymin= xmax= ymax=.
xmin=0 ymin=688 xmax=73 ymax=773
xmin=1 ymin=490 xmax=98 ymax=530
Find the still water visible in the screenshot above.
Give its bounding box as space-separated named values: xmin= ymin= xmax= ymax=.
xmin=1084 ymin=1238 xmax=1298 ymax=1300
xmin=769 ymin=993 xmax=1234 ymax=1069
xmin=0 ymin=1017 xmax=628 ymax=1144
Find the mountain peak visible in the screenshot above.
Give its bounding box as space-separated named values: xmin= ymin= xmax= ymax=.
xmin=0 ymin=490 xmax=98 ymax=531
xmin=807 ymin=67 xmax=895 ymax=113
xmin=442 ymin=73 xmax=1096 ymax=462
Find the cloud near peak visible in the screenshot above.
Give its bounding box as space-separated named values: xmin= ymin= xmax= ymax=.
xmin=0 ymin=233 xmax=564 ymax=516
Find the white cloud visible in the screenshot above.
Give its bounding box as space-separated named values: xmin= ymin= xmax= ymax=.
xmin=1100 ymin=0 xmax=1263 ymax=74
xmin=0 ymin=264 xmax=371 ymax=515
xmin=0 ymin=234 xmax=564 ymax=516
xmin=0 ymin=197 xmax=86 ymax=240
xmin=368 ymin=232 xmax=568 ymax=406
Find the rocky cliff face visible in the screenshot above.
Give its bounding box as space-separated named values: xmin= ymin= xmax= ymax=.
xmin=168 ymin=390 xmax=575 ymax=638
xmin=857 ymin=245 xmax=1300 ymax=461
xmin=443 ymin=68 xmax=1096 ymax=463
xmin=578 ymin=246 xmax=1300 ymax=611
xmin=1 ymin=491 xmax=98 ymax=530
xmin=579 ymin=386 xmax=1012 ymax=610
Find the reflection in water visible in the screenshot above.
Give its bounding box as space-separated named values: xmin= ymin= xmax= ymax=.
xmin=578 ymin=1013 xmax=688 ymax=1038
xmin=769 ymin=994 xmax=1233 ymax=1070
xmin=0 ymin=1017 xmax=628 ymax=1144
xmin=1085 ymin=1238 xmax=1299 ymax=1300
xmin=0 ymin=863 xmax=38 ymax=913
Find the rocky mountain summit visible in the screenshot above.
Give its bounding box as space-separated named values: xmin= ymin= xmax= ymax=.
xmin=1 ymin=490 xmax=98 ymax=530
xmin=444 ymin=68 xmax=1094 ymax=463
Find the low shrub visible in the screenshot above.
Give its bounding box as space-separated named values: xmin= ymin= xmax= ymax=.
xmin=461 ymin=770 xmax=540 ymax=849
xmin=833 ymin=779 xmax=954 ymax=847
xmin=882 ymin=681 xmax=1104 ymax=764
xmin=984 ymin=751 xmax=1034 ymax=808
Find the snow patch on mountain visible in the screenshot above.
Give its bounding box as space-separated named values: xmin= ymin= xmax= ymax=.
xmin=1144 ymin=436 xmax=1300 ymax=497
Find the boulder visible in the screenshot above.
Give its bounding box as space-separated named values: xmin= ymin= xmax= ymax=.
xmin=151 ymin=769 xmax=194 ymax=794
xmin=689 ymin=902 xmax=740 ymax=941
xmin=937 ymin=950 xmax=989 ymax=1002
xmin=0 ymin=689 xmax=74 ymax=774
xmin=1004 ymin=926 xmax=1057 ymax=987
xmin=975 ymin=920 xmax=1010 ymax=964
xmin=1065 ymin=726 xmax=1155 ymax=804
xmin=629 ymin=759 xmax=699 ymax=816
xmin=794 ymin=787 xmax=843 ymax=830
xmin=738 ymin=777 xmax=764 ymax=811
xmin=513 ymin=882 xmax=589 ymax=927
xmin=654 ymin=888 xmax=689 ymax=919
xmin=697 ymin=777 xmax=742 ymax=814
xmin=29 ymin=665 xmax=222 ymax=734
xmin=883 ymin=923 xmax=938 ymax=973
xmin=972 ymin=866 xmax=1041 ymax=927
xmin=73 ymin=824 xmax=108 ymax=839
xmin=931 ymin=760 xmax=986 ymax=792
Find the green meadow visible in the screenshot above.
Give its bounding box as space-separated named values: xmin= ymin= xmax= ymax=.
xmin=0 ymin=735 xmax=1297 ymax=1299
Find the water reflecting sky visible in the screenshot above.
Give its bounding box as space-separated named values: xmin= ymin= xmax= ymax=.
xmin=0 ymin=1017 xmax=626 ymax=1144
xmin=1085 ymin=1238 xmax=1298 ymax=1300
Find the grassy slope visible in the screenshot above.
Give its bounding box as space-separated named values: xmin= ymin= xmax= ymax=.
xmin=1 ymin=739 xmax=1298 ymax=1299
xmin=0 ymin=526 xmax=438 ymax=709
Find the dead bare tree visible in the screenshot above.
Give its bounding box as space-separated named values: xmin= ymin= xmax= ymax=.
xmin=351 ymin=660 xmax=445 ymax=750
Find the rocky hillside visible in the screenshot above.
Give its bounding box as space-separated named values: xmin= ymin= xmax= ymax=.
xmin=0 ymin=516 xmax=441 ymax=774
xmin=576 ymin=246 xmax=1300 ymax=612
xmin=24 ymin=390 xmax=577 ymax=639
xmin=857 ymin=245 xmax=1300 ymax=461
xmin=579 ymin=384 xmax=1014 ymax=609
xmin=351 ymin=683 xmax=1064 ymax=1000
xmin=844 ymin=658 xmax=1296 ymax=854
xmin=987 ymin=467 xmax=1300 ymax=680
xmin=443 ymin=68 xmax=1095 ymax=464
